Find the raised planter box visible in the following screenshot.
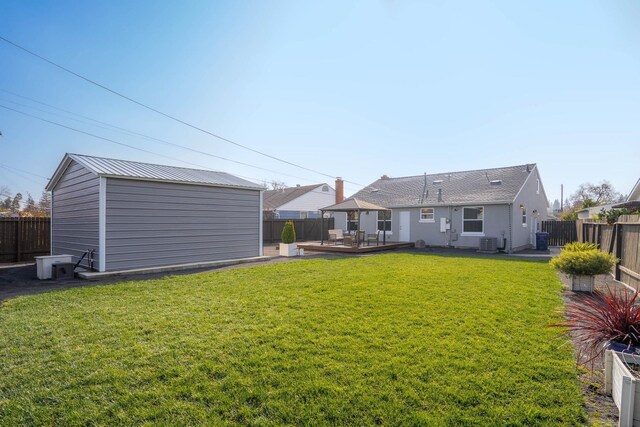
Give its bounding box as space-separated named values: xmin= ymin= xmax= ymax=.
xmin=279 ymin=243 xmax=298 ymax=257
xmin=605 ymin=350 xmax=640 ymax=426
xmin=570 ymin=275 xmax=594 ymax=292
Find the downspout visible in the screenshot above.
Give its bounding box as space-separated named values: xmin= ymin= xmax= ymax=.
xmin=508 ymin=203 xmax=513 ymax=253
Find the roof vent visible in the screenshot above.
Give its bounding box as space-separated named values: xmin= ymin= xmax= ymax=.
xmin=433 ymin=179 xmax=444 ymax=184
xmin=370 ymin=188 xmax=379 ymax=193
xmin=490 ymin=180 xmax=502 ymax=185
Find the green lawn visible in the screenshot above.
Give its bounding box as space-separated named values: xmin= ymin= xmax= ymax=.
xmin=0 ymin=253 xmax=585 ymax=426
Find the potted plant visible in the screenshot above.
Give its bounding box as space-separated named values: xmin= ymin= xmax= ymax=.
xmin=552 ymin=287 xmax=640 ymax=424
xmin=550 ymin=243 xmax=617 ymax=292
xmin=279 ymin=220 xmax=298 ymax=257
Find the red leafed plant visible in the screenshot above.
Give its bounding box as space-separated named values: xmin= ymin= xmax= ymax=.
xmin=552 ymin=286 xmax=640 ymax=364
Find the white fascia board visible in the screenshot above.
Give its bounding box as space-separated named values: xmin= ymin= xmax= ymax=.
xmin=100 ymin=175 xmax=264 ymax=191
xmin=259 ymin=190 xmax=264 ymax=256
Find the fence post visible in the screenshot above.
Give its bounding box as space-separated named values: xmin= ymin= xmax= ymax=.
xmin=270 ymin=220 xmax=274 ymax=244
xmin=615 ymin=223 xmax=623 ymax=281
xmin=15 ymin=218 xmax=22 ymax=262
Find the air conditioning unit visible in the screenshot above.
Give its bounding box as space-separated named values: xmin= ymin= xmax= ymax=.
xmin=479 ymin=237 xmax=498 ymax=252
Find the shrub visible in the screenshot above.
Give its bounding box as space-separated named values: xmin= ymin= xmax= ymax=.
xmin=563 ymin=242 xmax=598 ymax=252
xmin=281 ymin=220 xmax=296 ymax=244
xmin=549 ymin=249 xmax=617 ymax=276
xmin=551 ymin=286 xmax=640 ymax=363
xmin=597 ymin=207 xmax=640 ymax=225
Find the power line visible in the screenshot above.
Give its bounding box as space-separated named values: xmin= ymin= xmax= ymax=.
xmin=0 ymin=35 xmax=343 ymax=181
xmin=0 ymin=162 xmax=49 ymax=180
xmin=0 ymin=92 xmax=323 ymax=185
xmin=0 ymin=103 xmax=262 ymax=180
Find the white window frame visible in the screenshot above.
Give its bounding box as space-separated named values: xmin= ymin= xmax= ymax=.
xmin=377 ymin=210 xmax=392 ymax=232
xmin=419 ymin=208 xmax=435 ymax=223
xmin=521 ymin=206 xmax=527 ymax=227
xmin=461 ymin=206 xmax=484 ymax=236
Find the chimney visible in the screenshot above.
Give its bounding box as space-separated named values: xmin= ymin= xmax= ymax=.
xmin=335 ymin=177 xmax=344 ymax=204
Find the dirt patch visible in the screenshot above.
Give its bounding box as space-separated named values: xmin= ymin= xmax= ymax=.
xmin=558 ymin=272 xmax=622 ymax=426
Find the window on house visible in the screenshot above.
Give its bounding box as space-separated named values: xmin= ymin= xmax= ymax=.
xmin=521 ymin=206 xmax=527 ymax=227
xmin=377 ymin=210 xmax=391 ymax=231
xmin=347 ymin=211 xmax=359 ymax=231
xmin=420 ymin=208 xmax=435 ymax=222
xmin=462 ymin=207 xmax=484 ymax=234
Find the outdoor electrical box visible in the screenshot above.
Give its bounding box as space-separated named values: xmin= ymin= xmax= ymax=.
xmin=440 ymin=218 xmax=451 ymax=233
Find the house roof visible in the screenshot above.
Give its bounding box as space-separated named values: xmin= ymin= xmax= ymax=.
xmin=350 ymin=164 xmax=539 ymax=208
xmin=627 ymin=178 xmax=640 ymax=202
xmin=263 ymin=184 xmax=328 ymax=210
xmin=320 ymin=198 xmax=389 ymax=212
xmin=46 ymin=153 xmax=264 ymax=191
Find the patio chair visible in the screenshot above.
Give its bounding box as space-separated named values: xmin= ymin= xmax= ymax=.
xmin=366 ymin=231 xmax=380 ymax=246
xmin=328 ymin=229 xmax=344 ymax=245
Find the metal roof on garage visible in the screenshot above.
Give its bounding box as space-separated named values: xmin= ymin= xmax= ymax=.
xmin=46 ymin=153 xmax=264 ymax=191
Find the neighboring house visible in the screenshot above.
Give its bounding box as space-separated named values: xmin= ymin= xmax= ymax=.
xmin=263 ymin=183 xmax=337 ymax=219
xmin=613 ymin=177 xmax=640 ymax=211
xmin=576 ymin=204 xmax=617 ymax=220
xmin=45 ymin=153 xmax=264 ymax=273
xmin=336 ymin=164 xmax=548 ymax=252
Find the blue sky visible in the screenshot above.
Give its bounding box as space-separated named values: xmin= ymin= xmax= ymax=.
xmin=1 ymin=0 xmax=639 ymax=204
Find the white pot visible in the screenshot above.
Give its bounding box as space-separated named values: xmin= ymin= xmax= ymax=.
xmin=279 ymin=243 xmax=298 ymax=257
xmin=570 ymin=275 xmax=594 ymax=292
xmin=605 ymin=350 xmax=640 ymax=427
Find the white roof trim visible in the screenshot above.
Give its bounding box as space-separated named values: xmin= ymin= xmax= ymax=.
xmin=46 ymin=153 xmax=263 ymax=191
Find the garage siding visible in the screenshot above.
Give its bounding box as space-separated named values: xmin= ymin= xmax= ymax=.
xmin=105 ymin=178 xmax=260 ymax=271
xmin=51 ymin=161 xmax=100 ymax=268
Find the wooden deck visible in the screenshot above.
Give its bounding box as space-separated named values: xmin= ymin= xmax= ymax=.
xmin=297 ymin=241 xmax=415 ymax=254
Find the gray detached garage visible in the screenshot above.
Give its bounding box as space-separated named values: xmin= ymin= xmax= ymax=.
xmin=45 ymin=153 xmax=264 ymax=273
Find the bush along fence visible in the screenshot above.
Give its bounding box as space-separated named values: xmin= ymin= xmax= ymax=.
xmin=0 ymin=217 xmax=51 ymax=262
xmin=263 ymin=218 xmax=334 ymax=243
xmin=581 ymin=215 xmax=640 ymax=290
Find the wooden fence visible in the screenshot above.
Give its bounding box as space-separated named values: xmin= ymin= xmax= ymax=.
xmin=263 ymin=218 xmax=335 ymax=244
xmin=541 ymin=220 xmax=577 ymax=246
xmin=582 ymin=215 xmax=640 ymax=290
xmin=0 ymin=217 xmax=51 ymax=262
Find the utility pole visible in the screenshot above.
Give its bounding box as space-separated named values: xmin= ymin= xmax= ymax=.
xmin=560 ymin=184 xmax=564 ymax=212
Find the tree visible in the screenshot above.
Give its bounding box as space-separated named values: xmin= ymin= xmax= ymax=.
xmin=37 ymin=191 xmax=51 ymax=216
xmin=22 ymin=193 xmax=36 ymax=216
xmin=569 ymin=181 xmax=622 ymax=209
xmin=10 ymin=193 xmax=22 ymax=213
xmin=552 ymin=199 xmax=560 ymax=212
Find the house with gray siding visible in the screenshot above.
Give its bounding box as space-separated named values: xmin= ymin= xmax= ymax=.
xmin=344 ymin=164 xmax=548 ymax=252
xmin=45 ymin=153 xmax=264 ymax=272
